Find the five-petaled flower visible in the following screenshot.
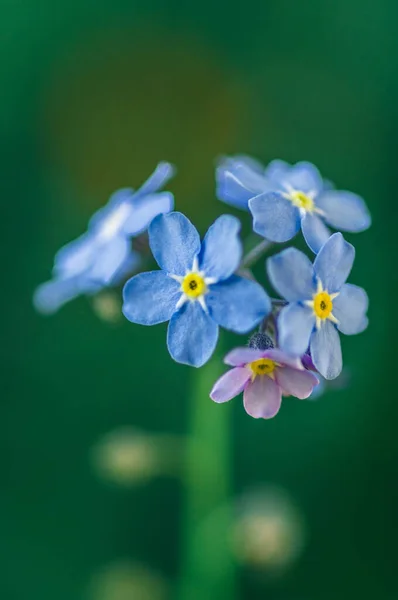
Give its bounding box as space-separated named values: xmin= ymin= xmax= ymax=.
xmin=216 ymin=155 xmax=371 ymax=253
xmin=34 ymin=162 xmax=175 ymax=313
xmin=210 ymin=347 xmax=319 ymax=419
xmin=267 ymin=233 xmax=368 ymax=380
xmin=122 ymin=212 xmax=271 ymax=367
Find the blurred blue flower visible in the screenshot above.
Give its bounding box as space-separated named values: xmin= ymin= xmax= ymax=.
xmin=267 ymin=233 xmax=368 ymax=379
xmin=123 ymin=212 xmax=271 ymax=367
xmin=34 ymin=162 xmax=175 ymax=314
xmin=216 ymin=156 xmax=371 ymax=253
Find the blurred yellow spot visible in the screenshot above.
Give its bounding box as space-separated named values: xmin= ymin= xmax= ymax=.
xmin=91 ymin=427 xmax=182 ymax=486
xmin=92 ymin=291 xmax=122 ymax=323
xmin=87 ymin=560 xmax=167 ymax=600
xmin=233 ymin=486 xmax=306 ymax=573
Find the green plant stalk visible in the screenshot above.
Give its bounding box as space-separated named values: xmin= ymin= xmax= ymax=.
xmin=177 ymin=345 xmax=235 ymax=600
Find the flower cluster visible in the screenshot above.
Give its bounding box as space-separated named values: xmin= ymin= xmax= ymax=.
xmin=35 ymin=155 xmax=370 ymax=419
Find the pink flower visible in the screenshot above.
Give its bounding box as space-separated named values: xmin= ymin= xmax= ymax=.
xmin=210 ymin=347 xmax=319 ymax=419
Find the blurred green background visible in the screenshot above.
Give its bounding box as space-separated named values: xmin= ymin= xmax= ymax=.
xmin=1 ymin=1 xmax=397 ymax=599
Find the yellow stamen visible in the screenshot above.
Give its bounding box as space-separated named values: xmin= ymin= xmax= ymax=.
xmin=249 ymin=358 xmax=276 ymax=380
xmin=181 ymin=272 xmax=207 ymax=298
xmin=313 ymin=291 xmax=333 ymax=319
xmin=289 ymin=191 xmax=315 ymax=212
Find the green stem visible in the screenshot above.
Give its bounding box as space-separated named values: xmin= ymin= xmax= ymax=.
xmin=241 ymin=239 xmax=273 ymax=270
xmin=177 ymin=347 xmax=235 ymax=600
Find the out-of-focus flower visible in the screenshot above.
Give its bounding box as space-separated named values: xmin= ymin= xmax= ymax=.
xmin=267 ymin=233 xmax=368 ymax=379
xmin=210 ymin=346 xmax=318 ymax=419
xmin=122 ymin=212 xmax=270 ymax=367
xmin=233 ymin=486 xmax=306 ymax=573
xmin=92 ymin=291 xmax=122 ymax=323
xmin=91 ymin=427 xmax=181 ymax=486
xmin=87 ymin=560 xmax=168 ymax=600
xmin=216 ymin=155 xmax=371 ymax=253
xmin=34 ymin=162 xmax=175 ymax=314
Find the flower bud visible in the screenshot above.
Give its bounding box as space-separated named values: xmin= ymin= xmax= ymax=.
xmin=248 ymin=332 xmax=274 ymax=350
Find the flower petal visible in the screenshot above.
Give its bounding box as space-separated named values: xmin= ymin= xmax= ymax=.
xmin=310 ymin=320 xmax=342 ymax=380
xmin=249 ymin=192 xmax=300 ymax=242
xmin=88 ymin=236 xmax=130 ymax=285
xmin=267 ymin=248 xmax=316 ymax=301
xmin=149 ymin=212 xmax=201 ymax=276
xmin=199 ymin=215 xmax=242 ymax=281
xmin=224 ymin=347 xmax=265 ymax=366
xmin=332 ymin=283 xmax=369 ymax=335
xmin=207 ymin=275 xmax=271 ymax=334
xmin=301 ymin=212 xmax=331 ymax=254
xmin=135 ymin=161 xmax=176 ymax=197
xmin=210 ymin=367 xmax=251 ymax=403
xmin=243 ymin=377 xmax=282 ymax=419
xmin=167 ymin=301 xmax=219 ymax=367
xmin=263 ymin=348 xmax=303 ymax=370
xmin=33 ymin=276 xmax=96 ymax=314
xmin=54 ymin=233 xmax=97 ymax=278
xmin=275 ymin=366 xmax=319 ymax=399
xmin=313 ymin=232 xmax=355 ymax=293
xmin=284 ymin=161 xmax=323 ymax=195
xmin=278 ymin=303 xmax=316 ymax=357
xmin=216 ymin=155 xmax=269 ymax=210
xmin=316 ymin=190 xmax=371 ymax=232
xmin=122 ymin=271 xmax=181 ymax=325
xmin=123 ymin=192 xmax=174 ymax=236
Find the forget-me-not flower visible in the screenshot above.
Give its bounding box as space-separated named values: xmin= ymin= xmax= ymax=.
xmin=210 ymin=347 xmax=318 ymax=419
xmin=267 ymin=233 xmax=368 ymax=379
xmin=122 ymin=212 xmax=271 ymax=367
xmin=216 ymin=155 xmax=371 ymax=253
xmin=34 ymin=162 xmax=175 ymax=313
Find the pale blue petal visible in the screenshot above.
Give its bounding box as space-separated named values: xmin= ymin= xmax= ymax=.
xmin=332 ymin=284 xmax=369 ymax=335
xmin=310 ymin=320 xmax=342 ymax=380
xmin=316 ymin=190 xmax=371 ymax=232
xmin=249 ymin=192 xmax=300 ymax=242
xmin=54 ymin=233 xmax=97 ymax=278
xmin=33 ymin=277 xmax=82 ymax=314
xmin=301 ymin=212 xmax=331 ymax=254
xmin=199 ymin=215 xmax=242 ymax=281
xmin=267 ymin=248 xmax=316 ymax=301
xmin=136 ymin=161 xmax=176 ymax=197
xmin=207 ymin=275 xmax=271 ymax=333
xmin=216 ymin=156 xmax=270 ymax=210
xmin=167 ymin=302 xmax=219 ymax=367
xmin=88 ymin=188 xmax=134 ymax=231
xmin=123 ymin=192 xmax=174 ymax=236
xmin=278 ymin=303 xmax=315 ymax=356
xmin=284 ymin=161 xmax=323 ymax=195
xmin=263 ymin=159 xmax=289 ymax=185
xmin=149 ymin=212 xmax=201 ymax=276
xmin=313 ymin=232 xmax=355 ymax=293
xmin=88 ymin=236 xmax=130 ymax=285
xmin=122 ymin=271 xmax=180 ymax=325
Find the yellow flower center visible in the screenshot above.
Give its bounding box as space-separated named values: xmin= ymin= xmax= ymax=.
xmin=249 ymin=358 xmax=276 ymax=378
xmin=181 ymin=272 xmax=207 ymax=298
xmin=313 ymin=291 xmax=333 ymax=319
xmin=289 ymin=191 xmax=315 ymax=212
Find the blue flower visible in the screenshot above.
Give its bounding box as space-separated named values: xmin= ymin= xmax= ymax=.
xmin=267 ymin=233 xmax=368 ymax=380
xmin=216 ymin=156 xmax=371 ymax=253
xmin=34 ymin=162 xmax=175 ymax=314
xmin=122 ymin=212 xmax=271 ymax=367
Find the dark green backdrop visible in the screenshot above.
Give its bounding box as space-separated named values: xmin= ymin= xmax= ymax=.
xmin=1 ymin=1 xmax=397 ymax=599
